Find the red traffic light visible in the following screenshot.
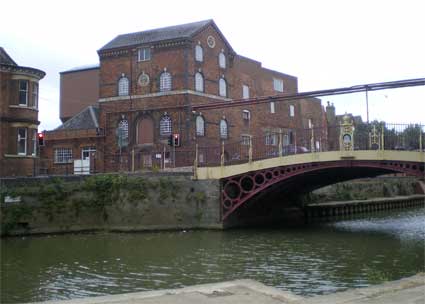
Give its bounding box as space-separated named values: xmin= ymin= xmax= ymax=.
xmin=38 ymin=132 xmax=44 ymax=146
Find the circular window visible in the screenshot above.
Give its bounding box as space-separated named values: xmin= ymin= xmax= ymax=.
xmin=138 ymin=73 xmax=150 ymax=87
xmin=207 ymin=36 xmax=216 ymax=48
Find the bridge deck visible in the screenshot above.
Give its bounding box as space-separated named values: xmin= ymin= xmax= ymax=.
xmin=196 ymin=150 xmax=424 ymax=180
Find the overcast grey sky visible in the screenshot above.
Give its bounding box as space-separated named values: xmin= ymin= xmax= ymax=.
xmin=1 ymin=0 xmax=424 ymax=130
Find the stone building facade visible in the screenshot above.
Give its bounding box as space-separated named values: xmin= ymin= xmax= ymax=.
xmin=42 ymin=20 xmax=329 ymax=174
xmin=0 ymin=48 xmax=45 ymax=177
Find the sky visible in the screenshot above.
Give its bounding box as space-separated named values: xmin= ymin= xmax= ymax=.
xmin=1 ymin=0 xmax=424 ymax=131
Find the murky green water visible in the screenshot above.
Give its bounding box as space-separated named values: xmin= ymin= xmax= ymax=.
xmin=1 ymin=208 xmax=424 ymax=303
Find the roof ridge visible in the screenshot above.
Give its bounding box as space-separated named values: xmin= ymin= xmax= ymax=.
xmin=99 ymin=19 xmax=214 ymax=52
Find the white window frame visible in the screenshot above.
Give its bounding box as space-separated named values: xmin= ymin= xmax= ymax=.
xmin=219 ymin=52 xmax=226 ymax=69
xmin=195 ymin=45 xmax=203 ymax=62
xmin=138 ymin=48 xmax=151 ymax=61
xmin=290 ymin=105 xmax=295 ymax=117
xmin=17 ymin=128 xmax=27 ymax=155
xmin=32 ymin=129 xmax=37 ymax=156
xmin=265 ymin=133 xmax=278 ymax=146
xmin=160 ymin=71 xmax=172 ymax=92
xmin=195 ymin=72 xmax=204 ymax=92
xmin=54 ymin=148 xmax=73 ymax=164
xmin=220 ymin=119 xmax=228 ymax=139
xmin=242 ymin=109 xmax=250 ymax=120
xmin=118 ymin=76 xmax=129 ymax=96
xmin=159 ymin=115 xmax=172 ymax=136
xmin=19 ymin=80 xmax=28 ymax=106
xmin=32 ymin=82 xmax=38 ymax=109
xmin=196 ymin=116 xmax=205 ymax=136
xmin=273 ymin=78 xmax=284 ymax=92
xmin=242 ymin=85 xmax=249 ymax=99
xmin=241 ymin=135 xmax=251 ymax=146
xmin=219 ymin=78 xmax=227 ymax=97
xmin=82 ymin=147 xmax=96 ymax=160
xmin=270 ymin=101 xmax=275 ymax=114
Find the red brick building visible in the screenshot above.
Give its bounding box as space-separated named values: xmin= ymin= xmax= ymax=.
xmin=42 ymin=20 xmax=329 ymax=173
xmin=0 ymin=48 xmax=45 ymax=177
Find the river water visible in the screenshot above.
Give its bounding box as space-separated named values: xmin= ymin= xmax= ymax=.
xmin=1 ymin=208 xmax=424 ymax=303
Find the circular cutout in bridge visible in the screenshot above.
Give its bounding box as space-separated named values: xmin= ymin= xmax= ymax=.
xmin=241 ymin=176 xmax=254 ymax=192
xmin=224 ymin=181 xmax=241 ymax=200
xmin=254 ymin=173 xmax=265 ymax=185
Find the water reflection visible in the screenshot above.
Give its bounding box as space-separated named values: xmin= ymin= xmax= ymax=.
xmin=1 ymin=208 xmax=424 ymax=303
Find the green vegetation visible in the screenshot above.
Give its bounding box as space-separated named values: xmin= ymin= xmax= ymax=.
xmin=1 ymin=174 xmax=205 ymax=235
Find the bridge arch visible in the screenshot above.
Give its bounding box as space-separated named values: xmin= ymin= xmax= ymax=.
xmin=221 ymin=159 xmax=424 ymax=220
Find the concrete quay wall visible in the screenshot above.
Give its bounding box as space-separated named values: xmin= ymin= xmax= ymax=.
xmin=0 ymin=173 xmax=222 ymax=236
xmin=305 ymin=194 xmax=425 ymax=220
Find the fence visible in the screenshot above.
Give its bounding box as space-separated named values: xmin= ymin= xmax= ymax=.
xmin=30 ymin=123 xmax=424 ymax=176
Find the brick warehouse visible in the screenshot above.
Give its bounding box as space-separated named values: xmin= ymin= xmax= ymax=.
xmin=0 ymin=48 xmax=45 ymax=176
xmin=41 ymin=19 xmax=334 ymax=174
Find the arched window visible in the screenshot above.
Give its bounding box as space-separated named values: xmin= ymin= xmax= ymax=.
xmin=220 ymin=119 xmax=228 ymax=139
xmin=219 ymin=52 xmax=226 ymax=69
xmin=196 ymin=116 xmax=205 ymax=136
xmin=195 ymin=72 xmax=204 ymax=92
xmin=160 ymin=115 xmax=172 ymax=136
xmin=219 ymin=78 xmax=227 ymax=97
xmin=195 ymin=45 xmax=203 ymax=62
xmin=118 ymin=76 xmax=129 ymax=96
xmin=160 ymin=71 xmax=172 ymax=92
xmin=117 ymin=119 xmax=129 ymax=147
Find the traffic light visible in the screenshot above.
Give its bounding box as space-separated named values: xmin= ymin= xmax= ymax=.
xmin=168 ymin=134 xmax=180 ymax=146
xmin=173 ymin=133 xmax=180 ymax=147
xmin=38 ymin=132 xmax=44 ymax=146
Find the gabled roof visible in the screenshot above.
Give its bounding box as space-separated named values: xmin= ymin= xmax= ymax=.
xmin=99 ymin=19 xmax=234 ymax=54
xmin=0 ymin=47 xmax=17 ymax=65
xmin=56 ymin=106 xmax=99 ymax=130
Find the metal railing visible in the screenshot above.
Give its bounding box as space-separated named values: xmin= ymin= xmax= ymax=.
xmin=30 ymin=123 xmax=424 ymax=176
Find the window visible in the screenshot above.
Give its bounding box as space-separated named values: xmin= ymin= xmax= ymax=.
xmin=195 ymin=45 xmax=203 ymax=62
xmin=273 ymin=78 xmax=284 ymax=92
xmin=241 ymin=135 xmax=251 ymax=146
xmin=289 ymin=105 xmax=295 ymax=117
xmin=19 ymin=80 xmax=28 ymax=106
xmin=54 ymin=148 xmax=73 ymax=164
xmin=270 ymin=101 xmax=275 ymax=114
xmin=32 ymin=83 xmax=38 ymax=109
xmin=32 ymin=130 xmax=37 ymax=156
xmin=219 ymin=52 xmax=226 ymax=69
xmin=242 ymin=85 xmax=249 ymax=99
xmin=219 ymin=78 xmax=227 ymax=97
xmin=82 ymin=147 xmax=96 ymax=160
xmin=196 ymin=116 xmax=205 ymax=136
xmin=220 ymin=119 xmax=228 ymax=139
xmin=138 ymin=48 xmax=151 ymax=61
xmin=117 ymin=119 xmax=129 ymax=147
xmin=160 ymin=115 xmax=172 ymax=136
xmin=118 ymin=76 xmax=129 ymax=96
xmin=265 ymin=133 xmax=278 ymax=146
xmin=160 ymin=71 xmax=172 ymax=92
xmin=195 ymin=72 xmax=204 ymax=92
xmin=17 ymin=128 xmax=27 ymax=155
xmin=308 ymin=119 xmax=312 ymax=129
xmin=242 ymin=110 xmax=250 ymax=120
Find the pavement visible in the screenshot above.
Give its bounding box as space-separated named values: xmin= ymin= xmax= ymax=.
xmin=34 ymin=273 xmax=424 ymax=304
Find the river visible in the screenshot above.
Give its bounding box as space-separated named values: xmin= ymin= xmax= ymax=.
xmin=1 ymin=207 xmax=424 ymax=303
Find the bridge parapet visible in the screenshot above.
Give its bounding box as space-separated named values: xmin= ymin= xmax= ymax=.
xmin=194 ymin=122 xmax=424 ymax=171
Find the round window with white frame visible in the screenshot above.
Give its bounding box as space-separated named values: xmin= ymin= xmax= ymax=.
xmin=138 ymin=72 xmax=150 ymax=87
xmin=207 ymin=36 xmax=216 ymax=48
